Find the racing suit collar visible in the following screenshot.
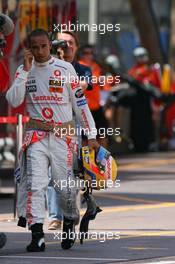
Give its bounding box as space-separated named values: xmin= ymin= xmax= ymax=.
xmin=34 ymin=56 xmax=54 ymax=67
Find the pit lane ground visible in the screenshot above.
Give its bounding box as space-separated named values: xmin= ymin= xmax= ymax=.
xmin=0 ymin=151 xmax=175 ymax=264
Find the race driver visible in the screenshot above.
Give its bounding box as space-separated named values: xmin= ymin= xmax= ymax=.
xmin=6 ymin=28 xmax=99 ymax=252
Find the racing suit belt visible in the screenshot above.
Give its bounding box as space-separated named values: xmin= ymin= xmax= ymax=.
xmin=26 ymin=118 xmax=75 ymax=135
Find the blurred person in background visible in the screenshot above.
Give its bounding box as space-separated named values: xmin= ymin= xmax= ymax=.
xmin=127 ymin=47 xmax=161 ymax=152
xmin=78 ymin=44 xmax=109 ymax=148
xmin=0 ymin=13 xmax=14 ymax=249
xmin=0 ymin=37 xmax=9 ymax=91
xmin=0 ymin=13 xmax=14 ymax=90
xmin=56 ymin=31 xmax=92 ymax=91
xmin=104 ymin=54 xmax=121 ymax=130
xmin=47 ymin=31 xmax=93 ymax=231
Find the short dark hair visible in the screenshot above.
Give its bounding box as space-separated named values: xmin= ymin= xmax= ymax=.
xmin=77 ymin=44 xmax=94 ymax=60
xmin=80 ymin=44 xmax=94 ymax=53
xmin=28 ymin=28 xmax=50 ymax=47
xmin=57 ymin=31 xmax=79 ymax=47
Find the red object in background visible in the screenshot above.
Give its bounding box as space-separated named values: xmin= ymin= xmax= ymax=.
xmin=0 ymin=32 xmax=15 ymax=129
xmin=0 ymin=116 xmax=29 ymax=124
xmin=0 ymin=33 xmax=14 ymax=92
xmin=10 ymin=101 xmax=27 ymax=116
xmin=128 ymin=63 xmax=161 ymax=88
xmin=0 ymin=59 xmax=9 ymax=92
xmin=165 ymin=82 xmax=175 ymax=138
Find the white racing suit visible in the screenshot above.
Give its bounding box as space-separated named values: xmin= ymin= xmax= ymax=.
xmin=6 ymin=57 xmax=96 ymax=227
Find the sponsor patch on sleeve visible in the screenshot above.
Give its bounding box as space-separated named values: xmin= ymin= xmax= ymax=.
xmin=75 ymin=89 xmax=84 ymax=98
xmin=76 ymin=99 xmax=87 ymax=107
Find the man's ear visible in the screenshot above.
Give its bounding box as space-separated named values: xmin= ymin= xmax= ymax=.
xmin=49 ymin=41 xmax=52 ymax=50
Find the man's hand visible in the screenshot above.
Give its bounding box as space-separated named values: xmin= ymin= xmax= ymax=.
xmin=56 ymin=47 xmax=65 ymax=60
xmin=23 ymin=49 xmax=33 ymax=71
xmin=88 ymin=138 xmax=100 ymax=151
xmin=80 ymin=80 xmax=88 ymax=92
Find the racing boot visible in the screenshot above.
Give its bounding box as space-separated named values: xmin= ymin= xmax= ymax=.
xmin=61 ymin=217 xmax=76 ymax=250
xmin=17 ymin=216 xmax=27 ymax=228
xmin=26 ymin=223 xmax=45 ymax=252
xmin=0 ymin=233 xmax=7 ymax=249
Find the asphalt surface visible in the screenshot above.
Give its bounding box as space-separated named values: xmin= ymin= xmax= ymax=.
xmin=0 ymin=151 xmax=175 ymax=264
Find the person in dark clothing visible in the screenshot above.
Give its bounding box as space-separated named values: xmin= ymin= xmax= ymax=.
xmin=56 ymin=31 xmax=92 ymax=91
xmin=127 ymin=47 xmax=161 ymax=152
xmin=72 ymin=60 xmax=92 ymax=90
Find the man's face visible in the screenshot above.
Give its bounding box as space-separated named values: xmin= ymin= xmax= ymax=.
xmin=135 ymin=55 xmax=149 ymax=65
xmin=30 ymin=35 xmax=51 ymax=63
xmin=57 ymin=33 xmax=77 ymax=62
xmin=82 ymin=48 xmax=93 ymax=63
